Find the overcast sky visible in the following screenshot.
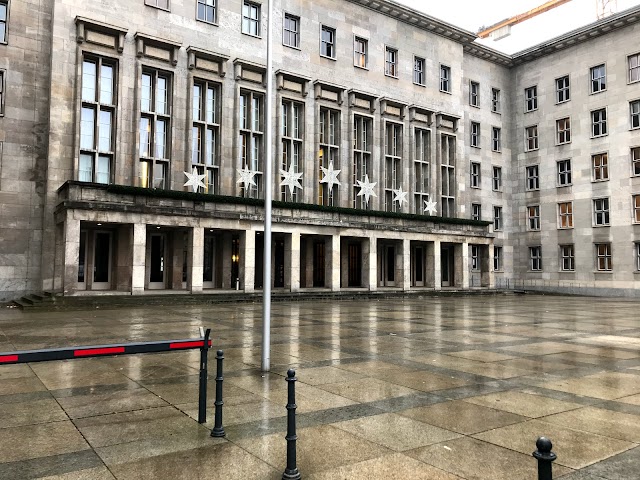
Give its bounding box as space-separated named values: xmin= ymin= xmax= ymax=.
xmin=395 ymin=0 xmax=640 ymax=53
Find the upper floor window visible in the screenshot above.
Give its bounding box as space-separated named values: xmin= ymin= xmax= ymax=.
xmin=492 ymin=166 xmax=502 ymax=191
xmin=629 ymin=53 xmax=640 ymax=84
xmin=470 ymin=162 xmax=480 ymax=188
xmin=354 ymin=37 xmax=368 ymax=69
xmin=631 ymin=100 xmax=640 ymax=130
xmin=413 ymin=57 xmax=425 ymax=85
xmin=440 ymin=65 xmax=451 ymax=93
xmin=197 ymin=0 xmax=216 ymax=24
xmin=637 ymin=243 xmax=640 ymax=271
xmin=556 ymin=75 xmax=570 ymax=103
xmin=440 ymin=135 xmax=456 ymax=217
xmin=385 ymin=47 xmax=398 ymax=78
xmin=527 ymin=205 xmax=540 ymax=231
xmin=472 ymin=203 xmax=481 ymax=221
xmin=556 ymin=117 xmax=570 ymax=144
xmin=470 ymin=81 xmax=480 ymax=107
xmin=384 ymin=122 xmax=403 ymax=211
xmin=591 ymin=108 xmax=607 ymax=137
xmin=492 ymin=127 xmax=501 ymax=152
xmin=239 ymin=90 xmax=264 ymax=198
xmin=0 ymin=0 xmax=7 ymax=43
xmin=283 ymin=14 xmax=300 ymax=48
xmin=592 ymin=152 xmax=608 ymax=182
xmin=633 ymin=195 xmax=640 ymax=223
xmin=281 ymin=99 xmax=303 ymax=202
xmin=320 ymin=26 xmax=335 ymax=59
xmin=590 ymin=64 xmax=606 ymax=93
xmin=525 ymin=125 xmax=538 ymax=151
xmin=353 ymin=115 xmax=373 ymax=209
xmin=593 ymin=197 xmax=610 ymax=226
xmin=80 ymin=57 xmax=116 ymax=185
xmin=414 ymin=128 xmax=430 ymax=215
xmin=526 ymin=165 xmax=539 ymax=191
xmin=557 ymin=159 xmax=572 ymax=186
xmin=633 ymin=147 xmax=640 ymax=177
xmin=493 ymin=206 xmax=503 ymax=231
xmin=192 ymin=80 xmax=220 ymax=194
xmin=524 ymin=86 xmax=537 ymax=112
xmin=319 ymin=108 xmax=340 ymax=206
xmin=491 ymin=88 xmax=500 ymax=113
xmin=242 ymin=1 xmax=260 ymax=37
xmin=494 ymin=246 xmax=503 ymax=271
xmin=558 ymin=202 xmax=573 ymax=229
xmin=470 ymin=122 xmax=480 ymax=148
xmin=145 ymin=0 xmax=169 ymax=9
xmin=471 ymin=245 xmax=480 ymax=272
xmin=0 ymin=70 xmax=4 ymax=116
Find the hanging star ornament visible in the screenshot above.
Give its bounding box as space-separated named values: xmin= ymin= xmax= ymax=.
xmin=183 ymin=167 xmax=206 ymax=192
xmin=392 ymin=186 xmax=408 ymax=209
xmin=356 ymin=174 xmax=377 ymax=206
xmin=237 ymin=168 xmax=258 ymax=189
xmin=280 ymin=164 xmax=304 ymax=195
xmin=320 ymin=161 xmax=342 ymax=191
xmin=424 ymin=199 xmax=438 ymax=216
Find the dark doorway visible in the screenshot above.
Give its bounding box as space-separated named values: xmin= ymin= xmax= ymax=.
xmin=274 ymin=238 xmax=285 ymax=288
xmin=313 ymin=241 xmax=325 ymax=287
xmin=150 ymin=234 xmax=165 ymax=284
xmin=94 ymin=232 xmax=111 ymax=284
xmin=348 ymin=243 xmax=362 ymax=287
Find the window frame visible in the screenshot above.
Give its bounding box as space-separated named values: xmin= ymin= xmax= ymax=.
xmin=555 ymin=75 xmax=570 ymax=104
xmin=558 ymin=202 xmax=573 ymax=229
xmin=491 ymin=87 xmax=500 ymax=113
xmin=491 ymin=126 xmax=501 ymax=152
xmin=353 ymin=36 xmax=368 ymax=70
xmin=633 ymin=194 xmax=640 ymax=224
xmin=494 ymin=246 xmax=503 ymax=271
xmin=0 ymin=0 xmax=9 ymax=45
xmin=636 ymin=242 xmax=640 ymax=272
xmin=471 ymin=245 xmax=480 ymax=272
xmin=239 ymin=89 xmax=265 ymax=199
xmin=590 ymin=63 xmax=606 ymax=94
xmin=282 ymin=13 xmax=300 ymax=49
xmin=439 ymin=64 xmax=451 ymax=93
xmin=493 ymin=206 xmax=503 ymax=231
xmin=145 ymin=0 xmax=170 ymax=11
xmin=413 ymin=127 xmax=431 ymax=215
xmin=529 ymin=246 xmax=542 ymax=271
xmin=629 ymin=53 xmax=640 ymax=84
xmin=630 ymin=99 xmax=640 ymax=130
xmin=592 ymin=152 xmax=609 ymax=182
xmin=492 ymin=166 xmax=502 ymax=192
xmin=383 ymin=120 xmax=403 ymax=212
xmin=413 ymin=56 xmax=425 ymax=86
xmin=524 ymin=85 xmax=537 ymax=113
xmin=593 ymin=197 xmax=610 ymax=227
xmin=557 ymin=159 xmax=572 ymax=187
xmin=525 ymin=125 xmax=539 ymax=152
xmin=556 ymin=117 xmax=571 ymax=145
xmin=196 ymin=0 xmax=217 ymax=25
xmin=527 ymin=204 xmax=541 ymax=231
xmin=471 ymin=203 xmax=481 ymax=221
xmin=470 ymin=161 xmax=481 ymax=189
xmin=560 ymin=244 xmax=575 ymax=272
xmin=591 ymin=107 xmax=608 ymax=138
xmin=318 ymin=106 xmax=340 ymax=206
xmin=241 ymin=1 xmax=261 ymax=38
xmin=384 ymin=45 xmax=399 ymax=78
xmin=595 ymin=243 xmax=612 ymax=272
xmin=632 ymin=146 xmax=640 ymax=177
xmin=470 ymin=121 xmax=480 ymax=148
xmin=191 ymin=78 xmax=221 ymax=194
xmin=0 ymin=69 xmax=4 ymax=116
xmin=526 ymin=164 xmax=540 ymax=191
xmin=320 ymin=25 xmax=336 ymax=60
xmin=469 ymin=80 xmax=480 ymax=108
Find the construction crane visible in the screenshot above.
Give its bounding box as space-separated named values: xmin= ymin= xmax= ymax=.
xmin=478 ymin=0 xmax=618 ymax=40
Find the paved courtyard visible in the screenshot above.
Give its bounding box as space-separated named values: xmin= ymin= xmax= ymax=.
xmin=1 ymin=294 xmax=640 ymax=479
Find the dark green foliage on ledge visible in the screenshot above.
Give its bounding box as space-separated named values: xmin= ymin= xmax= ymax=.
xmin=104 ymin=183 xmax=490 ymax=227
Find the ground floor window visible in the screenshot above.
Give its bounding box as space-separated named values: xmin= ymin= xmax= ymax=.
xmin=595 ymin=243 xmax=612 ymax=271
xmin=493 ymin=246 xmax=503 ymax=271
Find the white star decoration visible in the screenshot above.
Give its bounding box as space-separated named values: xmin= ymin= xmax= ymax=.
xmin=392 ymin=186 xmax=408 ymax=209
xmin=237 ymin=168 xmax=258 ymax=189
xmin=184 ymin=167 xmax=206 ymax=192
xmin=280 ymin=164 xmax=304 ymax=195
xmin=424 ymin=199 xmax=438 ymax=216
xmin=356 ymin=174 xmax=377 ymax=206
xmin=320 ymin=161 xmax=342 ymax=191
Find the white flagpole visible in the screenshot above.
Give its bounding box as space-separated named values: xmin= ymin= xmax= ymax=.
xmin=261 ymin=0 xmax=273 ymax=372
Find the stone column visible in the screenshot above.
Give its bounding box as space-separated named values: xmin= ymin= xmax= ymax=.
xmin=433 ymin=240 xmax=442 ymax=290
xmin=289 ymin=232 xmax=300 ymax=292
xmin=329 ymin=235 xmax=340 ymax=291
xmin=401 ymin=239 xmax=411 ymax=291
xmin=242 ymin=230 xmax=255 ymax=293
xmin=364 ymin=236 xmax=377 ymax=291
xmin=460 ymin=242 xmax=470 ymax=289
xmin=340 ymin=237 xmax=349 ymax=288
xmin=189 ymin=227 xmax=204 ymax=293
xmin=62 ymin=212 xmax=80 ymax=295
xmin=131 ymin=224 xmax=146 ymax=295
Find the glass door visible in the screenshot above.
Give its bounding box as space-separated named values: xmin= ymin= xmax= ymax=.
xmin=148 ymin=233 xmax=166 ymax=289
xmin=412 ymin=245 xmax=425 ymax=287
xmin=93 ymin=231 xmax=112 ymax=290
xmin=441 ymin=246 xmax=453 ymax=287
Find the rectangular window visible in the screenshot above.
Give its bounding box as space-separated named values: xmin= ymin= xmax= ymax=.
xmin=283 ymin=14 xmax=300 ymax=48
xmin=556 ymin=75 xmax=570 ymax=103
xmin=629 ymin=53 xmax=640 ymax=84
xmin=558 ymin=202 xmax=573 ymax=229
xmin=630 ymin=100 xmax=640 ymax=130
xmin=527 ymin=205 xmax=540 ymax=231
xmin=0 ymin=69 xmax=4 ymax=115
xmin=591 ymin=64 xmax=606 ymax=93
xmin=385 ymin=46 xmax=398 ymax=78
xmin=557 ymin=159 xmax=572 ymax=186
xmin=281 ymin=99 xmax=303 ymax=202
xmin=592 ymin=152 xmax=608 ymax=182
xmin=145 ymin=0 xmax=169 ymax=9
xmin=593 ymin=197 xmax=610 ymax=226
xmin=636 ymin=243 xmax=640 ymax=271
xmin=491 ymin=88 xmax=500 ymax=113
xmin=472 ymin=203 xmax=481 ymax=221
xmin=80 ymin=57 xmax=116 ymax=185
xmin=470 ymin=122 xmax=480 ymax=148
xmin=242 ymin=1 xmax=260 ymax=36
xmin=556 ymin=117 xmax=571 ymax=144
xmin=413 ymin=57 xmax=425 ymax=85
xmin=525 ymin=125 xmax=538 ymax=151
xmin=595 ymin=243 xmax=612 ymax=271
xmin=354 ymin=37 xmax=368 ymax=69
xmin=492 ymin=127 xmax=501 ymax=152
xmin=525 ymin=86 xmax=537 ymax=112
xmin=591 ymin=108 xmax=607 ymax=137
xmin=494 ymin=206 xmax=502 ymax=231
xmin=470 ymin=162 xmax=480 ymax=188
xmin=560 ymin=245 xmax=575 ymax=271
xmin=440 ymin=135 xmax=456 ymax=217
xmin=471 ymin=245 xmax=480 ymax=272
xmin=633 ymin=147 xmax=640 ymax=176
xmin=384 ymin=122 xmax=402 ymax=212
xmin=192 ymin=79 xmax=219 ymax=194
xmin=320 ymin=26 xmax=335 ymax=59
xmin=239 ymin=90 xmax=263 ymax=198
xmin=440 ymin=65 xmax=451 ymax=93
xmin=470 ymin=81 xmax=480 ymax=107
xmin=197 ymin=0 xmax=216 ymax=23
xmin=530 ymin=246 xmax=542 ymax=271
xmin=414 ymin=128 xmax=430 ymax=214
xmin=633 ymin=195 xmax=640 ymax=223
xmin=319 ymin=107 xmax=340 ymax=206
xmin=494 ymin=246 xmax=503 ymax=271
xmin=0 ymin=0 xmax=7 ymax=43
xmin=353 ymin=115 xmax=372 ymax=209
xmin=492 ymin=166 xmax=502 ymax=191
xmin=526 ymin=165 xmax=539 ymax=191
xmin=139 ymin=69 xmax=171 ymax=189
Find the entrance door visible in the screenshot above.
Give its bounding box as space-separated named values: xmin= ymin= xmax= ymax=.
xmin=93 ymin=231 xmax=112 ymax=290
xmin=274 ymin=239 xmax=285 ymax=288
xmin=149 ymin=233 xmax=166 ymax=289
xmin=348 ymin=243 xmax=362 ymax=287
xmin=78 ymin=231 xmax=88 ymax=290
xmin=203 ymin=235 xmax=215 ymax=288
xmin=379 ymin=245 xmax=396 ymax=287
xmin=441 ymin=246 xmax=453 ymax=287
xmin=313 ymin=241 xmax=325 ymax=287
xmin=412 ymin=245 xmax=425 ymax=287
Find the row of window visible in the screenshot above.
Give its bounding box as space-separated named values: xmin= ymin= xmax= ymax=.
xmin=469 ymin=164 xmax=502 ymax=191
xmin=525 ymin=243 xmax=640 ymax=273
xmin=523 ymin=58 xmax=640 ymax=113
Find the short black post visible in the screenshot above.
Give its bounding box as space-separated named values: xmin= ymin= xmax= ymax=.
xmin=198 ymin=328 xmax=211 ymax=424
xmin=533 ymin=437 xmax=557 ymax=480
xmin=210 ymin=350 xmax=225 ymax=437
xmin=282 ymin=369 xmax=301 ymax=480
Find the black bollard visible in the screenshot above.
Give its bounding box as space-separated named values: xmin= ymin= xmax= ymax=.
xmin=198 ymin=328 xmax=211 ymax=424
xmin=282 ymin=369 xmax=301 ymax=480
xmin=211 ymin=350 xmax=226 ymax=437
xmin=533 ymin=437 xmax=557 ymax=480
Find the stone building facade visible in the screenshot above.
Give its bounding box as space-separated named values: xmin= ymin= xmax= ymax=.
xmin=0 ymin=0 xmax=638 ymax=301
